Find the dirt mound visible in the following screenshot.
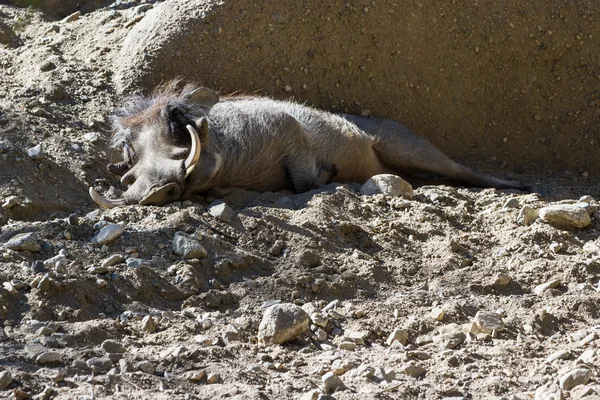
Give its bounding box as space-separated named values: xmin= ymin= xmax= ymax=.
xmin=116 ymin=0 xmax=599 ymax=173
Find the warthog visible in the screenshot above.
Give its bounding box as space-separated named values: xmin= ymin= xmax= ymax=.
xmin=89 ymin=81 xmax=527 ymax=208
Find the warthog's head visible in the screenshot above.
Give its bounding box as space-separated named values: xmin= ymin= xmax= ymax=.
xmin=89 ymin=81 xmax=219 ymax=208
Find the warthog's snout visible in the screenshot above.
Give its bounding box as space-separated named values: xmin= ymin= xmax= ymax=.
xmin=139 ymin=182 xmax=182 ymax=206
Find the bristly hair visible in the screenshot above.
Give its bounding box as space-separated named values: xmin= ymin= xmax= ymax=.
xmin=109 ymin=79 xmax=204 ymax=148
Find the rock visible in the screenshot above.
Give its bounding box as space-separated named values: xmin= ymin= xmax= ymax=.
xmin=517 ymin=206 xmax=538 ymax=226
xmin=258 ymin=303 xmax=309 ymax=345
xmin=206 ymin=372 xmax=220 ymax=383
xmin=386 ymin=328 xmax=409 ymax=346
xmin=185 ymin=370 xmax=206 ymax=381
xmin=136 ymin=360 xmax=155 ymax=374
xmin=36 ymin=351 xmax=62 ymax=364
xmin=321 ymin=371 xmax=346 ymax=393
xmin=300 ymin=390 xmax=320 ymax=400
xmin=88 ymin=266 xmax=109 ymax=274
xmin=503 ymin=198 xmax=520 ymax=208
xmin=119 ymin=358 xmax=134 ymax=373
xmin=101 ymin=340 xmax=125 ymax=354
xmin=141 ymin=315 xmax=157 ymax=333
xmin=583 ymin=242 xmax=599 ymax=254
xmin=87 ymin=357 xmax=113 ymax=372
xmin=559 ymin=368 xmax=592 ymax=391
xmin=539 ymin=204 xmax=591 ymax=229
xmin=546 ymin=350 xmax=570 ymax=363
xmin=2 ymin=196 xmax=18 ymax=209
xmin=535 ymin=382 xmax=563 ymax=400
xmin=570 ymin=385 xmax=597 ymax=399
xmin=493 ymin=272 xmax=512 ymax=286
xmin=470 ymin=311 xmax=505 ymax=335
xmin=91 ymin=223 xmax=126 ymax=245
xmin=430 ymin=307 xmax=445 ymax=321
xmin=208 ymin=200 xmax=235 ymax=222
xmin=360 ymin=174 xmax=414 ymax=198
xmin=61 ymin=11 xmax=81 ymax=23
xmin=172 ymin=232 xmax=207 ymax=259
xmin=27 ymin=144 xmax=43 ymax=160
xmin=374 ymin=367 xmax=396 ymax=382
xmin=337 ymin=341 xmax=356 ymax=351
xmin=6 ymin=232 xmax=41 ymax=252
xmin=434 ymin=331 xmax=466 ymax=350
xmin=37 ymin=274 xmax=51 ymax=291
xmin=31 ymin=260 xmax=47 ymax=274
xmin=549 ymin=241 xmax=563 ymax=253
xmin=400 ymin=362 xmax=427 ymax=378
xmin=101 ymin=254 xmax=125 ymax=267
xmin=126 ymin=258 xmax=145 ymax=268
xmin=534 ymin=279 xmax=561 ymax=296
xmin=0 ymin=370 xmax=12 ymax=390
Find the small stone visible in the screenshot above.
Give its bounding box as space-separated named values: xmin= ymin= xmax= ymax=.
xmin=61 ymin=11 xmax=81 ymax=23
xmin=258 ymin=303 xmax=309 ymax=345
xmin=27 ymin=144 xmax=44 ymax=160
xmin=136 ymin=360 xmax=155 ymax=374
xmin=400 ymin=362 xmax=427 ymax=378
xmin=337 ymin=341 xmax=356 ymax=351
xmin=539 ymin=204 xmax=591 ymax=229
xmin=360 ymin=174 xmax=414 ymax=199
xmin=31 ymin=260 xmax=46 ymax=274
xmin=386 ymin=329 xmax=409 ymax=346
xmin=546 ymin=350 xmax=570 ymax=363
xmin=578 ymin=195 xmax=595 ymax=204
xmin=549 ymin=241 xmax=563 ymax=253
xmin=101 ymin=254 xmax=125 ymax=267
xmin=2 ymin=196 xmax=18 ymax=209
xmin=517 ymin=206 xmax=538 ymax=226
xmin=208 ymin=200 xmax=235 ymax=223
xmin=37 ymin=274 xmax=51 ymax=291
xmin=559 ymin=368 xmax=592 ymax=391
xmin=493 ymin=272 xmax=511 ymax=285
xmin=583 ymin=242 xmax=599 ymax=254
xmin=534 ymin=279 xmax=561 ymax=295
xmin=185 ymin=370 xmax=206 ymax=381
xmin=300 ymin=390 xmax=320 ymax=400
xmin=126 ymin=258 xmax=144 ymax=268
xmin=430 ymin=307 xmax=445 ymax=321
xmin=470 ymin=311 xmax=505 ymax=335
xmin=374 ymin=367 xmax=396 ymax=382
xmin=6 ymin=232 xmax=41 ymax=252
xmin=570 ymin=385 xmax=597 ymax=399
xmin=172 ymin=232 xmax=207 ymax=259
xmin=119 ymin=358 xmax=134 ymax=373
xmin=135 ymin=4 xmax=153 ymax=13
xmin=91 ymin=223 xmax=126 ymax=245
xmin=101 ymin=339 xmax=125 ymax=354
xmin=36 ymin=351 xmax=62 ymax=364
xmin=284 ymin=85 xmax=292 ymax=91
xmin=503 ymin=198 xmax=520 ymax=208
xmin=321 ymin=371 xmax=346 ymax=393
xmin=434 ymin=331 xmax=466 ymax=350
xmin=206 ymin=373 xmax=220 ymax=384
xmin=314 ymin=328 xmax=327 ymax=341
xmin=13 ymin=388 xmax=29 ymax=400
xmin=87 ymin=357 xmax=113 ymax=372
xmin=535 ymin=382 xmax=563 ymax=400
xmin=88 ymin=266 xmax=109 ymax=274
xmin=0 ymin=370 xmax=12 ymax=389
xmin=141 ymin=315 xmax=156 ymax=333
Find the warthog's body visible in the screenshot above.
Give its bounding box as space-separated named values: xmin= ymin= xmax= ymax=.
xmin=90 ymin=81 xmax=526 ymax=208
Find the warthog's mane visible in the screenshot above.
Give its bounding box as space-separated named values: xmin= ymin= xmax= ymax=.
xmin=110 ymin=80 xmax=205 ymax=148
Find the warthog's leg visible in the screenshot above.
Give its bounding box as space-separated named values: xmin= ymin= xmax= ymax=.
xmin=346 ymin=115 xmax=528 ymax=190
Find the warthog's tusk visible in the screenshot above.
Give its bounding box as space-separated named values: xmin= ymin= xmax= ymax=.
xmin=89 ymin=187 xmax=126 ymax=209
xmin=184 ymin=124 xmax=202 ymax=178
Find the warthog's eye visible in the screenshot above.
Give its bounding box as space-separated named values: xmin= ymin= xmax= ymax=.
xmin=166 ymin=106 xmax=193 ymax=145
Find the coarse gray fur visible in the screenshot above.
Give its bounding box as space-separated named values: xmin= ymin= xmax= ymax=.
xmin=105 ymin=81 xmax=527 ymax=206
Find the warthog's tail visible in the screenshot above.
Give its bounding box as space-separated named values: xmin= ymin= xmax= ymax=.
xmin=345 ymin=115 xmax=528 ymax=190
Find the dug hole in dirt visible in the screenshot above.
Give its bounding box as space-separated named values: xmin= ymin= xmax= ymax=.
xmin=0 ymin=1 xmax=599 ymax=399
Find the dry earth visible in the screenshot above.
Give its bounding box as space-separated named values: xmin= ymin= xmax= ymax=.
xmin=0 ymin=2 xmax=599 ymax=400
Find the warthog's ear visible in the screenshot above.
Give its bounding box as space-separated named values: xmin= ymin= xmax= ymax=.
xmin=186 ymin=87 xmax=219 ymax=114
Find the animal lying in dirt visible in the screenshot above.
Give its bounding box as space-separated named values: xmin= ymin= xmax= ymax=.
xmin=89 ymin=81 xmax=527 ymax=208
